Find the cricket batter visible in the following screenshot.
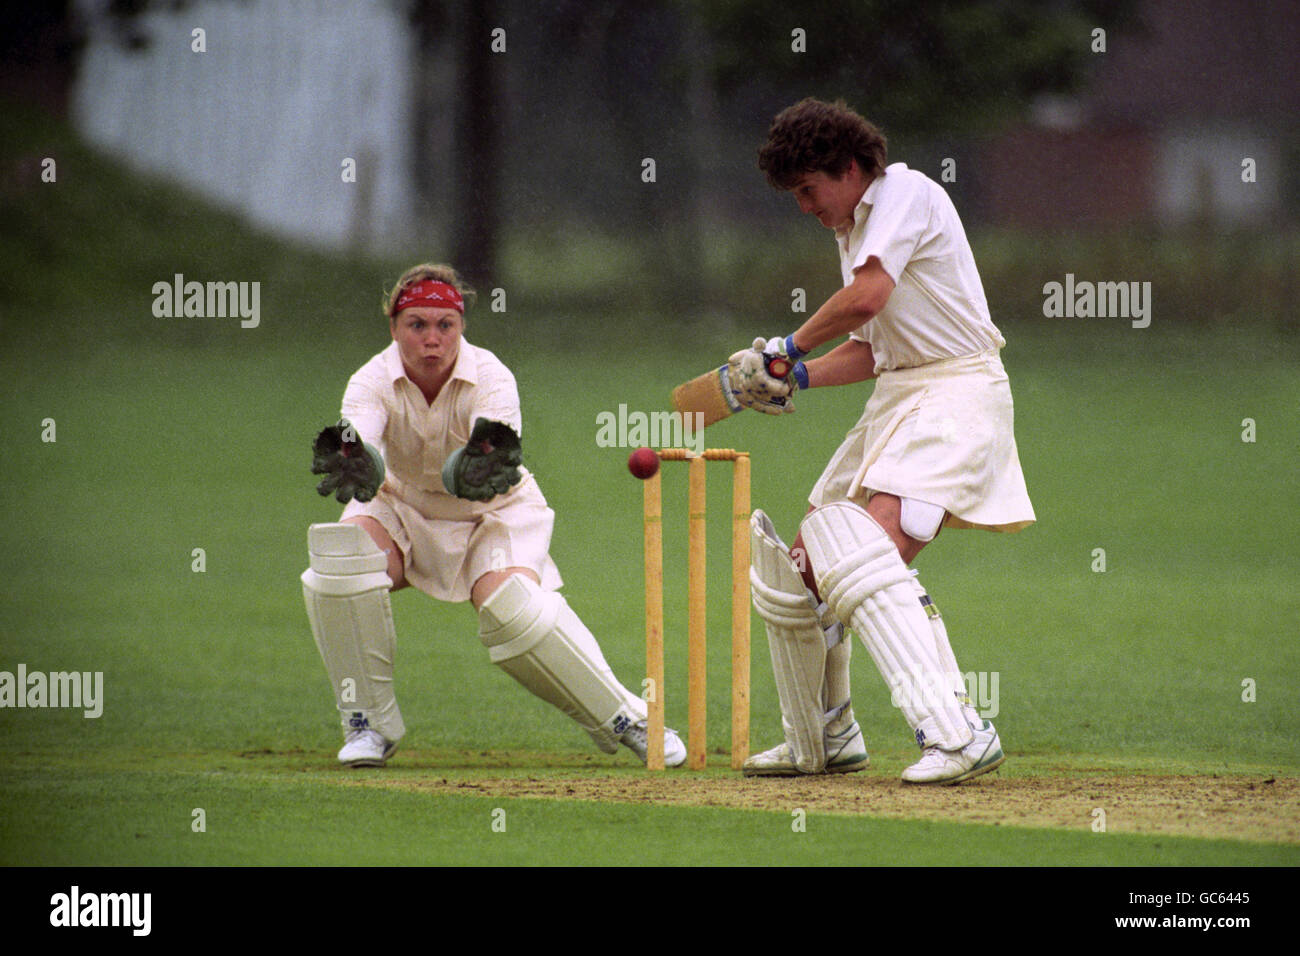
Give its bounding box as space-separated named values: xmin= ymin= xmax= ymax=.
xmin=731 ymin=99 xmax=1035 ymax=784
xmin=302 ymin=263 xmax=686 ymax=768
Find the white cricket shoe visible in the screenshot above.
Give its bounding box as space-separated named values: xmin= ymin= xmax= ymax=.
xmin=742 ymin=720 xmax=870 ymax=777
xmin=901 ymin=720 xmax=1004 ymax=785
xmin=620 ymin=721 xmax=687 ymax=768
xmin=338 ymin=728 xmax=399 ymax=768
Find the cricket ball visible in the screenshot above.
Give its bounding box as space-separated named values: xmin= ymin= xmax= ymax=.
xmin=628 ymin=447 xmax=660 ymax=480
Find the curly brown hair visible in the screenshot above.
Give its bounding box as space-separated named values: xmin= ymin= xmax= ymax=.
xmin=757 ymin=98 xmax=888 ymax=190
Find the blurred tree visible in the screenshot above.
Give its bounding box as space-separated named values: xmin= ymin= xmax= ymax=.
xmin=410 ymin=0 xmax=499 ymax=285
xmin=0 ymin=0 xmax=83 ymax=114
xmin=692 ymin=0 xmax=1142 ymax=136
xmin=452 ymin=0 xmax=500 ymax=284
xmin=408 ymin=0 xmax=453 ymax=261
xmin=49 ymin=0 xmax=1144 ymax=294
xmin=517 ymin=0 xmax=711 ymax=298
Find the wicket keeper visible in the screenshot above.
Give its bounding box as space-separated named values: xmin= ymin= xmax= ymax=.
xmin=731 ymin=99 xmax=1035 ymax=784
xmin=302 ymin=263 xmax=686 ymax=767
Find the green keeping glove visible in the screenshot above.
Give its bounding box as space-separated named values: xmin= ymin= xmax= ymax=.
xmin=441 ymin=417 xmax=523 ymax=501
xmin=311 ymin=420 xmax=386 ymax=503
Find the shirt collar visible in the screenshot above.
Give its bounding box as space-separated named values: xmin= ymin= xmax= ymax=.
xmin=836 ymin=167 xmax=890 ymax=240
xmin=383 ymin=341 xmax=406 ymax=384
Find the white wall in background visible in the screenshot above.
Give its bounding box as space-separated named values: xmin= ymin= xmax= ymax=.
xmin=71 ymin=0 xmax=425 ymax=251
xmin=1155 ymin=126 xmax=1280 ymax=227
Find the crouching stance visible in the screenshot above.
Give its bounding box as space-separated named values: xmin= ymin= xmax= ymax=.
xmin=302 ymin=262 xmax=684 ymax=768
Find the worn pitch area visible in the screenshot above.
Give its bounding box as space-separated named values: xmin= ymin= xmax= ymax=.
xmin=340 ymin=761 xmax=1299 ymax=844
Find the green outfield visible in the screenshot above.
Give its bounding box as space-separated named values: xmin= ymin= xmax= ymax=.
xmin=1 ymin=104 xmax=1298 ymax=867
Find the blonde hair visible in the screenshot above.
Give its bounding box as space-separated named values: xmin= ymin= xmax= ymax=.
xmin=384 ymin=262 xmax=476 ymax=319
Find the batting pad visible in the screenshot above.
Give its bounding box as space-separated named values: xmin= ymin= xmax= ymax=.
xmin=909 ymin=572 xmax=980 ymax=725
xmin=801 ymin=503 xmax=973 ymax=751
xmin=749 ymin=510 xmax=827 ymax=772
xmin=478 ymin=575 xmax=640 ymax=754
xmin=301 ymin=522 xmax=406 ymax=742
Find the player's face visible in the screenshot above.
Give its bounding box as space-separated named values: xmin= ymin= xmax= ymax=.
xmin=391 ymin=306 xmax=463 ymax=377
xmin=791 ymin=165 xmax=867 ymax=230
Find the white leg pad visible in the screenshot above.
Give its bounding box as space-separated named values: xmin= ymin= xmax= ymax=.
xmin=910 ymin=573 xmax=981 ymax=726
xmin=301 ymin=522 xmax=406 ymax=742
xmin=800 ymin=502 xmax=973 ymax=751
xmin=478 ymin=575 xmax=642 ymax=754
xmin=749 ymin=510 xmax=826 ymax=773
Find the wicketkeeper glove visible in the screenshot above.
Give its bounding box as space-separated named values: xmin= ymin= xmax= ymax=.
xmin=311 ymin=420 xmax=386 ymax=503
xmin=441 ymin=417 xmax=523 ymax=501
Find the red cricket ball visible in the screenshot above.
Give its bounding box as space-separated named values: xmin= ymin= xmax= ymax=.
xmin=628 ymin=447 xmax=660 ymax=480
xmin=766 ymin=356 xmax=792 ymax=378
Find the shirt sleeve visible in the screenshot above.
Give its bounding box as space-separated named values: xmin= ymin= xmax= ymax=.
xmin=470 ymin=364 xmax=523 ymax=436
xmin=340 ymin=363 xmax=389 ymax=454
xmin=851 ymin=173 xmax=932 ymax=284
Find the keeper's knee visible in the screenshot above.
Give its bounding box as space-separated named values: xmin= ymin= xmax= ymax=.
xmin=302 ymin=522 xmax=391 ymax=596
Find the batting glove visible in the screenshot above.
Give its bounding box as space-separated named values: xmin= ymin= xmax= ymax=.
xmin=761 ymin=335 xmax=810 ymax=390
xmin=724 ymin=338 xmax=798 ymax=415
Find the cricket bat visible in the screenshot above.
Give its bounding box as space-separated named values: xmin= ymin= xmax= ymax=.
xmin=671 ymin=357 xmax=791 ymax=427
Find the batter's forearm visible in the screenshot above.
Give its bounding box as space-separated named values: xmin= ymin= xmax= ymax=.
xmin=790 ymin=284 xmax=875 ymax=354
xmin=805 ymin=339 xmax=877 ymax=387
xmin=788 ymin=258 xmax=894 ymax=355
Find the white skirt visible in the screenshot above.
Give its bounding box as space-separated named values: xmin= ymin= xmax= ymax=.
xmin=809 ymin=350 xmax=1035 ymax=532
xmin=341 ymin=473 xmax=564 ymax=602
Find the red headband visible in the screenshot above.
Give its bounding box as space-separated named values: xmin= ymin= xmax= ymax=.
xmin=391 ymin=279 xmax=464 ymax=316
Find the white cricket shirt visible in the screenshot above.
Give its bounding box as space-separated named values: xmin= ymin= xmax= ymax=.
xmin=341 ymin=339 xmax=526 ymax=502
xmin=838 ymin=163 xmax=1004 ymax=372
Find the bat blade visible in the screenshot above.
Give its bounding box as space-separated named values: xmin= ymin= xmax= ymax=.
xmin=671 ymin=365 xmax=741 ymax=428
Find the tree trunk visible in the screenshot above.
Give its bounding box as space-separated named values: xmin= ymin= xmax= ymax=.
xmin=409 ymin=0 xmax=455 ymax=256
xmin=452 ymin=0 xmax=500 ymax=284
